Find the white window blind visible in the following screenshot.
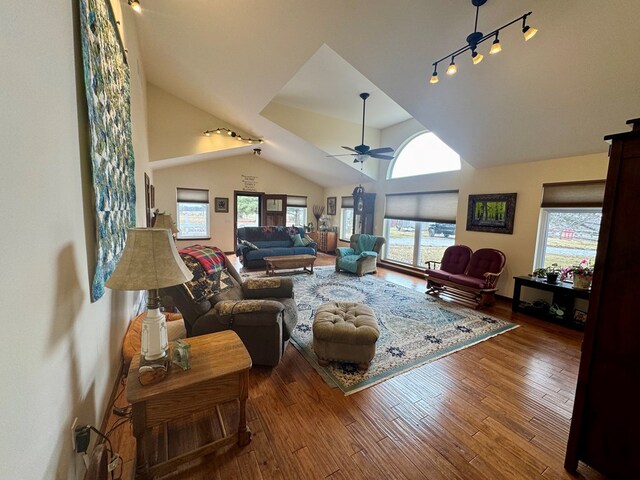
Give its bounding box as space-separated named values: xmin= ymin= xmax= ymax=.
xmin=177 ymin=187 xmax=209 ymax=203
xmin=341 ymin=196 xmax=354 ymax=208
xmin=286 ymin=195 xmax=307 ymax=207
xmin=384 ymin=190 xmax=458 ymax=223
xmin=541 ymin=181 xmax=605 ymax=208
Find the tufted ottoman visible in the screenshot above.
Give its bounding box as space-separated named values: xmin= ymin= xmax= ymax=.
xmin=312 ymin=301 xmax=379 ymax=370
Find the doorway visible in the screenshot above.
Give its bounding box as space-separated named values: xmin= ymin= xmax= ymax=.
xmin=234 ymin=191 xmax=263 ymax=245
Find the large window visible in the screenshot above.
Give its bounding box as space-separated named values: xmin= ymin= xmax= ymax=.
xmin=389 ymin=132 xmax=461 ymax=179
xmin=176 ymin=187 xmax=209 ymax=239
xmin=286 ymin=195 xmax=307 ymax=226
xmin=384 ymin=191 xmax=458 ymax=267
xmin=340 ymin=196 xmax=354 ymax=241
xmin=535 ymin=181 xmax=605 ymax=270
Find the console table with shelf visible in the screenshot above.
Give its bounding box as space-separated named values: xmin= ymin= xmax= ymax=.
xmin=512 ymin=275 xmax=590 ymax=330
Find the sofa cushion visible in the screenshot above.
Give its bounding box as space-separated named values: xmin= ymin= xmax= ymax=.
xmin=440 ymin=245 xmax=473 ymax=275
xmin=466 ymin=248 xmax=505 ymax=279
xmin=425 ymin=268 xmax=452 ymax=281
xmin=448 ymin=274 xmax=487 ymax=289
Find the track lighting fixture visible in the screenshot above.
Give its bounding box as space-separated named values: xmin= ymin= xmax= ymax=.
xmin=202 ymin=127 xmax=264 ymax=144
xmin=253 ymin=148 xmax=262 ymax=156
xmin=128 ymin=0 xmax=141 ymax=13
xmin=430 ymin=0 xmax=537 ymax=85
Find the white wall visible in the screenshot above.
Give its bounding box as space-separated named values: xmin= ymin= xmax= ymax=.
xmin=0 ymin=1 xmax=149 ymax=478
xmin=153 ymin=154 xmax=325 ymax=252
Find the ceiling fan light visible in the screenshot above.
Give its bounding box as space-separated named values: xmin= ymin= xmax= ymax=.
xmin=472 ymin=51 xmax=484 ymax=65
xmin=489 ymin=38 xmax=502 ymax=55
xmin=128 ymin=0 xmax=141 ymax=13
xmin=523 ymin=25 xmax=538 ymax=41
xmin=446 ymin=60 xmax=457 ymax=76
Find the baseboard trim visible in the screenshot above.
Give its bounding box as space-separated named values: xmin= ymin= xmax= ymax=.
xmin=379 ymin=260 xmax=425 ymax=279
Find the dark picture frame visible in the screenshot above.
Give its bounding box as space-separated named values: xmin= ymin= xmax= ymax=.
xmin=214 ymin=197 xmax=229 ymax=213
xmin=327 ymin=196 xmax=337 ymax=216
xmin=466 ymin=193 xmax=517 ymax=234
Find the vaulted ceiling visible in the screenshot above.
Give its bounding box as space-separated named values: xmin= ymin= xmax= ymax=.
xmin=131 ymin=0 xmax=640 ymax=187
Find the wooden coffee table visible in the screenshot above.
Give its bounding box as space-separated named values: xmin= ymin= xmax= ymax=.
xmin=126 ymin=331 xmax=252 ymax=479
xmin=264 ymin=254 xmax=316 ymax=276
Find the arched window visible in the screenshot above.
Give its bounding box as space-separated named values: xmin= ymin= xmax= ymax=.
xmin=388 ymin=132 xmax=461 ymax=179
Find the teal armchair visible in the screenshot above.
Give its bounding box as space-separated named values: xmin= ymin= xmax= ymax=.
xmin=335 ymin=234 xmax=385 ymax=276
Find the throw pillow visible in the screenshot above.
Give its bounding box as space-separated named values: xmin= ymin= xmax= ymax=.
xmin=301 ymin=234 xmax=314 ymax=246
xmin=290 ymin=233 xmax=305 ymax=247
xmin=239 ymin=239 xmax=259 ymax=250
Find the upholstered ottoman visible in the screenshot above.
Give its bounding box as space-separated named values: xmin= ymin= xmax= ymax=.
xmin=312 ymin=302 xmax=379 ymax=370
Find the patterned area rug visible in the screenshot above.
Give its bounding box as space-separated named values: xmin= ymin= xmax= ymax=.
xmin=244 ymin=267 xmax=518 ymax=395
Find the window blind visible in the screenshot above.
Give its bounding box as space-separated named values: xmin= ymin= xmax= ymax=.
xmin=341 ymin=196 xmax=354 ymax=208
xmin=177 ymin=187 xmax=209 ymax=203
xmin=286 ymin=195 xmax=307 ymax=207
xmin=541 ymin=180 xmax=606 ymax=208
xmin=384 ymin=190 xmax=458 ymax=223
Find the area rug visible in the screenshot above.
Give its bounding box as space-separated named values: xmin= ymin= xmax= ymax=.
xmin=244 ymin=267 xmax=518 ymax=395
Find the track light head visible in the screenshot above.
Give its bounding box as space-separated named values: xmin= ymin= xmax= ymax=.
xmin=490 ymin=35 xmax=502 ymax=55
xmin=430 ymin=65 xmax=439 ymax=84
xmin=522 ymin=25 xmax=538 ymax=41
xmin=446 ymin=58 xmax=457 ymax=76
xmin=128 ymin=0 xmax=141 ymax=13
xmin=472 ymin=51 xmax=484 ymax=65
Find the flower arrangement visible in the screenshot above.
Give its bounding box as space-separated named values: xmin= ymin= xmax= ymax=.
xmin=560 ymin=260 xmax=594 ymax=281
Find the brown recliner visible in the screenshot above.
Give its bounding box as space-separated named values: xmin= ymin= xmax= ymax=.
xmin=161 ymin=252 xmax=298 ymax=366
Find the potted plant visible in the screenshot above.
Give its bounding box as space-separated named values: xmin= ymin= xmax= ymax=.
xmin=560 ymin=260 xmax=594 ymax=289
xmin=532 ymin=263 xmax=561 ymax=283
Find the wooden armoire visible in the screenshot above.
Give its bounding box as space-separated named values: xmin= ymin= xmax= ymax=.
xmin=565 ymin=118 xmax=640 ymax=478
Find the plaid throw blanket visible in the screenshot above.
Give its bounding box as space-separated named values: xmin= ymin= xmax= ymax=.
xmin=179 ymin=245 xmax=225 ymax=275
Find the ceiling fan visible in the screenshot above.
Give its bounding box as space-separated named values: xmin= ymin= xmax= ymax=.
xmin=330 ymin=92 xmax=395 ymax=164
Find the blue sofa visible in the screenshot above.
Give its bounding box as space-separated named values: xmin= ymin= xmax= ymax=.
xmin=236 ymin=226 xmax=317 ymax=268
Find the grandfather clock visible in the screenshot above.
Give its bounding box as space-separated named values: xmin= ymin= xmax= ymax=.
xmin=352 ymin=185 xmax=375 ymax=235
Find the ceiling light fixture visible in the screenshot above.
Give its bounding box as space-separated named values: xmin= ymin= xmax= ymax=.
xmin=128 ymin=0 xmax=142 ymax=13
xmin=429 ymin=0 xmax=537 ymax=85
xmin=202 ymin=127 xmax=264 ymax=144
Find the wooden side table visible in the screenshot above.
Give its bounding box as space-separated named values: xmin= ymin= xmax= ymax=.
xmin=126 ymin=331 xmax=252 ymax=479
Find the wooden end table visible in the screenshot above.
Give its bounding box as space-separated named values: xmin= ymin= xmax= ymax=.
xmin=126 ymin=331 xmax=252 ymax=479
xmin=264 ymin=254 xmax=316 ymax=276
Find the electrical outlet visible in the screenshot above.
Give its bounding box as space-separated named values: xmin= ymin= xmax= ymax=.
xmin=71 ymin=417 xmax=78 ymax=452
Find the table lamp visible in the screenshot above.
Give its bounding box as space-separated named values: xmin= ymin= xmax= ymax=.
xmin=152 ymin=212 xmax=178 ymax=238
xmin=106 ymin=228 xmax=193 ymax=371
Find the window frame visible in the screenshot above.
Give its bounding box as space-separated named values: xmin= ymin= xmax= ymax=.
xmin=534 ymin=207 xmax=602 ymax=270
xmin=387 ymin=131 xmax=461 ymax=180
xmin=176 ymin=187 xmax=210 ymax=240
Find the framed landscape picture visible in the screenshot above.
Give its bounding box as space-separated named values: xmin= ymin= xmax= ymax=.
xmin=466 ymin=193 xmax=517 ymax=234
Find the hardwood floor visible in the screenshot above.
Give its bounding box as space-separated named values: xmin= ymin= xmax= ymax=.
xmin=106 ymin=253 xmax=604 ymax=479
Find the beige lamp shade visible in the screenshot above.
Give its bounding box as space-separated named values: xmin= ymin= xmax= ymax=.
xmin=153 ymin=213 xmax=178 ymax=234
xmin=106 ymin=228 xmax=193 ymax=291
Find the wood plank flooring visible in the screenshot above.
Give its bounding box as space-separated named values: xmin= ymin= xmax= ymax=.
xmin=105 ymin=254 xmax=604 ymax=479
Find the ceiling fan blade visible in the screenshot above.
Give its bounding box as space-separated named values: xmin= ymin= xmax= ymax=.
xmin=327 ymin=153 xmax=357 ymax=157
xmin=369 ymin=153 xmax=394 ymax=160
xmin=341 ymin=146 xmax=359 ymax=153
xmin=368 ymin=147 xmax=394 ymax=155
